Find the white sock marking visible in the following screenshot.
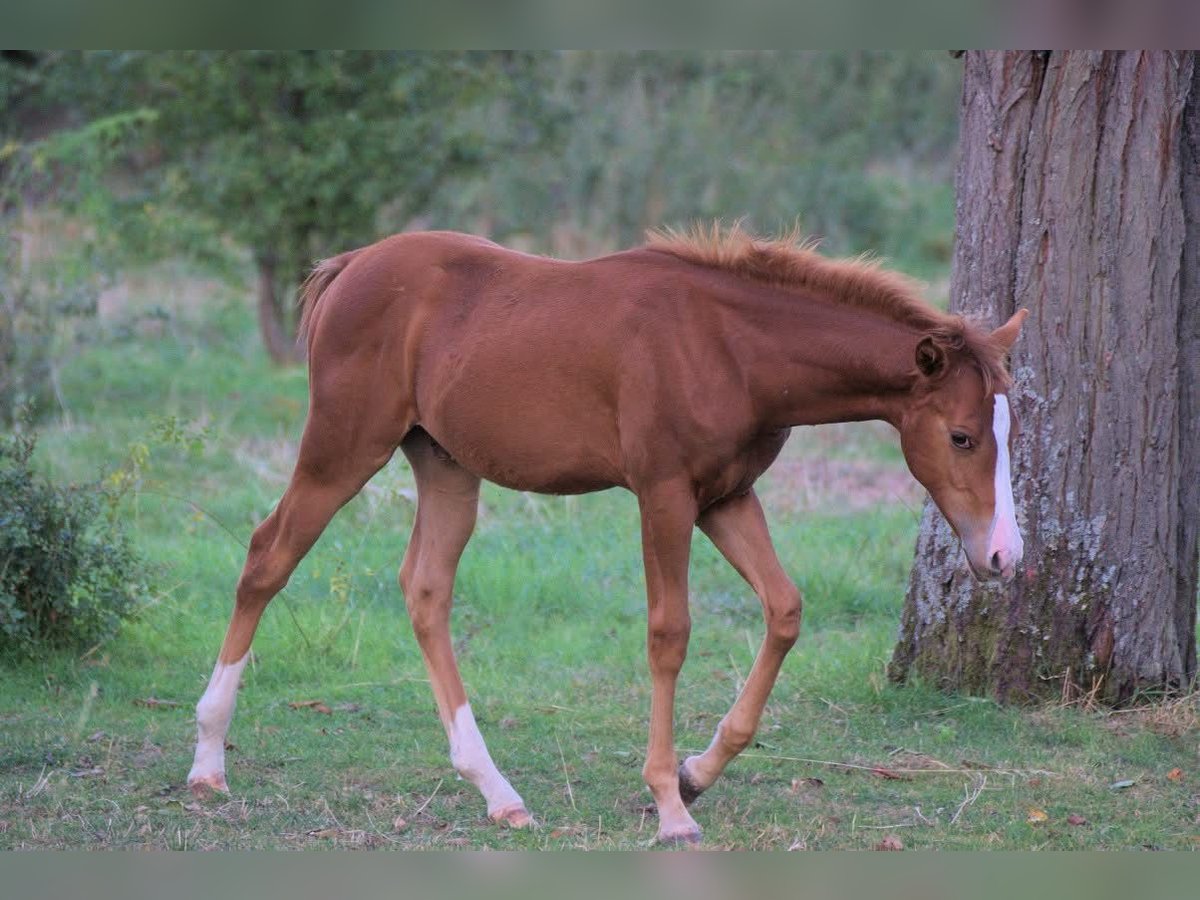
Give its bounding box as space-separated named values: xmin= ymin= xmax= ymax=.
xmin=188 ymin=653 xmax=249 ymax=785
xmin=988 ymin=394 xmax=1023 ymax=571
xmin=448 ymin=703 xmax=524 ymax=815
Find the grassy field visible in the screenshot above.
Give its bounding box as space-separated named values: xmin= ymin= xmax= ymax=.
xmin=1 ymin=272 xmax=1197 ymax=851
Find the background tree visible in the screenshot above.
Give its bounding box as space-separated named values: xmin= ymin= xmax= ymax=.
xmin=890 ymin=51 xmax=1200 ymax=704
xmin=47 ymin=51 xmax=556 ymax=363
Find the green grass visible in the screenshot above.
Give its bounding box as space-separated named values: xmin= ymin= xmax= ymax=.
xmin=1 ymin=284 xmax=1196 ymax=851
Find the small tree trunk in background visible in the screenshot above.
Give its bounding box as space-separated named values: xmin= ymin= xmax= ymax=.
xmin=890 ymin=51 xmax=1200 ymax=704
xmin=255 ymin=253 xmax=303 ymax=366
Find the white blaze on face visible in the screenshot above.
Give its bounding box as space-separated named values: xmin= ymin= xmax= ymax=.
xmin=188 ymin=653 xmax=249 ymax=785
xmin=448 ymin=703 xmax=525 ymax=816
xmin=987 ymin=394 xmax=1023 ymax=575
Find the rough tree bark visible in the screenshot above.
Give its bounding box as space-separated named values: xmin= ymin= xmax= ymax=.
xmin=890 ymin=51 xmax=1200 ymax=704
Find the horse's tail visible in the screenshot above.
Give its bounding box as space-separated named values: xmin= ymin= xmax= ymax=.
xmin=297 ymin=248 xmax=365 ymax=347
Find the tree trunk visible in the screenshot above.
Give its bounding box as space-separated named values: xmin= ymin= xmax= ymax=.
xmin=889 ymin=51 xmax=1200 ymax=704
xmin=255 ymin=253 xmax=303 ymax=366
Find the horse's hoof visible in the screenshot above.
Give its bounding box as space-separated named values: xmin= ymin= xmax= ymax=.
xmin=656 ymin=824 xmax=703 ymax=847
xmin=187 ymin=772 xmax=229 ymax=799
xmin=490 ymin=804 xmax=535 ymax=829
xmin=677 ymin=761 xmax=706 ymax=806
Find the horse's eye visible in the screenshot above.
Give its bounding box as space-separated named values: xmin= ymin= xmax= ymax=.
xmin=951 ymin=432 xmax=975 ymax=451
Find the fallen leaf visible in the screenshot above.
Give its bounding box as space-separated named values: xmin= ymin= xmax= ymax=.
xmin=289 ymin=700 xmax=332 ymax=715
xmin=307 ymin=828 xmax=340 ymax=839
xmin=1167 ymin=768 xmax=1184 ymax=783
xmin=392 ymin=817 xmax=408 ymax=832
xmin=133 ymin=697 xmax=181 ymax=709
xmin=870 ymin=766 xmax=908 ymax=781
xmin=1027 ymin=808 xmax=1048 ymax=824
xmin=790 ymin=777 xmax=824 ymax=792
xmin=1027 ymin=777 xmax=1043 ymax=788
xmin=1067 ymin=814 xmax=1088 ymax=826
xmin=1109 ymin=779 xmax=1137 ymax=790
xmin=874 ymin=834 xmax=904 ymax=851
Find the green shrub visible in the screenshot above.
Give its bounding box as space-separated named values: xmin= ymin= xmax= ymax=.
xmin=0 ymin=427 xmax=149 ymax=656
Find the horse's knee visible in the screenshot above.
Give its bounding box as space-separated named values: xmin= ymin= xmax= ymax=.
xmin=403 ymin=574 xmax=453 ymax=640
xmin=766 ymin=583 xmax=803 ymax=650
xmin=647 ymin=615 xmax=691 ymax=674
xmin=236 ymin=527 xmax=289 ymax=602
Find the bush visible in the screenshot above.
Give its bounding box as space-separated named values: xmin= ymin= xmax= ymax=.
xmin=0 ymin=427 xmax=149 ymax=656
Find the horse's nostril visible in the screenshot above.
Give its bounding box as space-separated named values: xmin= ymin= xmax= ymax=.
xmin=989 ymin=551 xmax=1002 ymax=573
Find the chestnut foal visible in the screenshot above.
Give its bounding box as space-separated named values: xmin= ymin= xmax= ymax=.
xmin=188 ymin=226 xmax=1026 ymax=844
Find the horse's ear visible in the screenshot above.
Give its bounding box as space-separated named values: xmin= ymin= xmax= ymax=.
xmin=992 ymin=308 xmax=1029 ymax=352
xmin=915 ymin=336 xmax=947 ymax=378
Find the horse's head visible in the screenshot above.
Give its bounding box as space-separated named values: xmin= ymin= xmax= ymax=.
xmin=899 ymin=309 xmax=1028 ymax=582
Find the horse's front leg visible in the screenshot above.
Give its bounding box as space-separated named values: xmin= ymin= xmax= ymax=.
xmin=678 ymin=489 xmax=802 ymax=802
xmin=637 ymin=482 xmax=702 ymax=845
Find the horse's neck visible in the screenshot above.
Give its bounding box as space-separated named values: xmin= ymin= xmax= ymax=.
xmin=743 ymin=294 xmax=920 ymax=431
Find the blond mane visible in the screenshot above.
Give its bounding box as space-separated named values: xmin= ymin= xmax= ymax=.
xmin=645 ymin=222 xmax=1011 ymax=393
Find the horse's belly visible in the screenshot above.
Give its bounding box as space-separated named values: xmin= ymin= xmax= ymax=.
xmin=438 ymin=438 xmax=623 ymax=495
xmin=420 ymin=400 xmax=625 ymax=496
xmin=412 ymin=314 xmax=627 ymax=493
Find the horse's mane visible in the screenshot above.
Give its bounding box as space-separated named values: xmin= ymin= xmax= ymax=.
xmin=645 ymin=222 xmax=1012 ymax=393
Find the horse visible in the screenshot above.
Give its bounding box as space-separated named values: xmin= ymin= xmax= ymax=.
xmin=186 ymin=224 xmax=1027 ymax=845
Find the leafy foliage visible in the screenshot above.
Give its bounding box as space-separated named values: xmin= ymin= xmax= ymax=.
xmin=30 ymin=51 xmax=955 ymax=273
xmin=1 ymin=108 xmax=155 ymax=423
xmin=0 ymin=426 xmax=149 ymax=655
xmin=0 ymin=234 xmax=52 ymax=423
xmin=34 ymin=51 xmax=560 ymax=344
xmin=430 ymin=51 xmax=960 ymax=273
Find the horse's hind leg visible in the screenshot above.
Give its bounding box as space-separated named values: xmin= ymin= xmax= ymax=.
xmin=398 ymin=430 xmax=531 ymax=828
xmin=188 ymin=399 xmax=404 ymax=797
xmin=678 ymin=489 xmax=801 ymax=803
